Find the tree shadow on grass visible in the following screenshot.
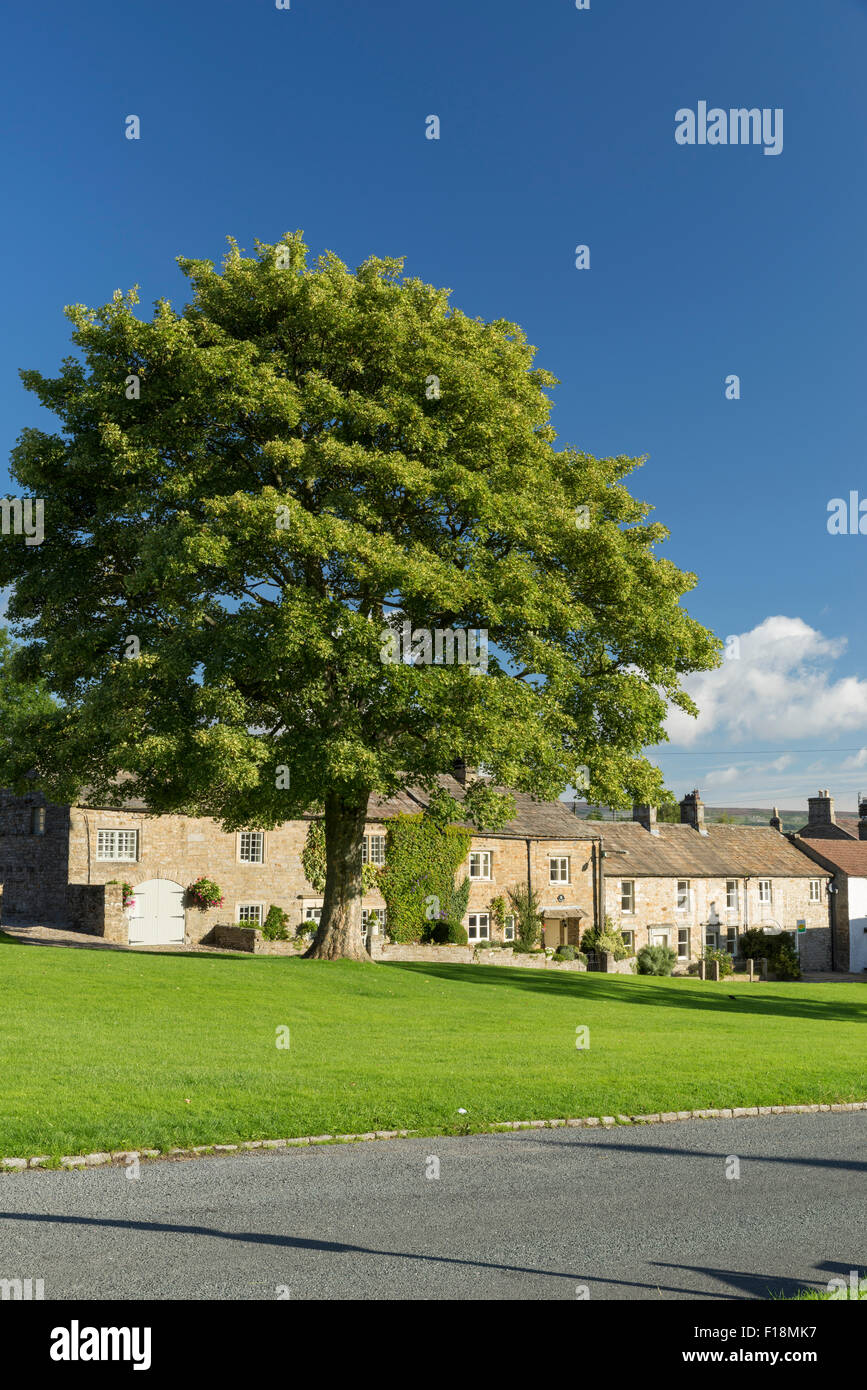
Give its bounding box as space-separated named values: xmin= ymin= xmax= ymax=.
xmin=382 ymin=962 xmax=867 ymax=1025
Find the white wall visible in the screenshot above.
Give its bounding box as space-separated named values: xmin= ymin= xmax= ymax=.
xmin=847 ymin=877 xmax=867 ymax=972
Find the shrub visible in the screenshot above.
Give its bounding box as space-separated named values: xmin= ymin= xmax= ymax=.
xmin=581 ymin=918 xmax=632 ymax=961
xmin=738 ymin=928 xmax=801 ymax=980
xmin=262 ymin=905 xmax=290 ymax=942
xmin=297 ymin=918 xmax=319 ymax=939
xmin=378 ymin=812 xmax=473 ymax=943
xmin=506 ymin=883 xmax=543 ymax=950
xmin=554 ymin=944 xmax=576 ymax=961
xmin=430 ymin=921 xmax=468 ymax=945
xmin=637 ymin=945 xmax=677 ymax=976
xmin=702 ymin=946 xmax=734 ymax=978
xmin=489 ymin=896 xmax=507 ymax=933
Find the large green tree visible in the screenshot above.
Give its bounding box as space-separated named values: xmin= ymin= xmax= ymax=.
xmin=0 ymin=233 xmax=719 ymax=959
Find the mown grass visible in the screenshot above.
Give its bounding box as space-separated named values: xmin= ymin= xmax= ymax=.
xmin=1 ymin=933 xmax=864 ymax=1156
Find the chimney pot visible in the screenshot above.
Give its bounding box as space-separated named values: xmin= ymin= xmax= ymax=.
xmin=680 ymin=789 xmax=707 ymax=834
xmin=807 ymin=790 xmax=835 ymax=827
xmin=633 ymin=804 xmax=659 ymax=835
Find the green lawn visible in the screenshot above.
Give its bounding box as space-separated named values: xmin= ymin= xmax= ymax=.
xmin=1 ymin=932 xmax=865 ymax=1157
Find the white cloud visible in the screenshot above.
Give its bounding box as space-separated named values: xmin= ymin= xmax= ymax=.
xmin=665 ymin=616 xmax=867 ymax=746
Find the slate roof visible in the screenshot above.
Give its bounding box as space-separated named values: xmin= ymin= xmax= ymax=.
xmin=581 ymin=820 xmax=828 ymax=879
xmin=369 ymin=777 xmax=600 ymax=841
xmin=793 ymin=820 xmax=858 ymax=841
xmin=75 ymin=773 xmax=598 ymax=843
xmin=790 ymin=835 xmax=867 ymax=878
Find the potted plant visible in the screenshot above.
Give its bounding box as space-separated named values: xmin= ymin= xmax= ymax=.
xmin=188 ymin=876 xmax=224 ymax=910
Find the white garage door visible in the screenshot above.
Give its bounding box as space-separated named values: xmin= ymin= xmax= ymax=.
xmin=128 ymin=879 xmax=186 ymax=945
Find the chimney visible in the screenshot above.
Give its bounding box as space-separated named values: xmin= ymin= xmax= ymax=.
xmin=632 ymin=804 xmax=659 ymax=835
xmin=807 ymin=789 xmax=835 ymax=828
xmin=451 ymin=759 xmax=476 ymax=788
xmin=770 ymin=806 xmax=783 ymax=833
xmin=858 ymin=792 xmax=867 ymax=841
xmin=680 ymin=789 xmax=707 ymax=834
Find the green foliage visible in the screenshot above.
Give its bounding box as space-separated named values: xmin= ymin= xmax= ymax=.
xmin=0 ymin=231 xmax=720 ymax=957
xmin=430 ymin=921 xmax=468 ymax=945
xmin=488 ymin=896 xmax=507 ymax=933
xmin=637 ymin=945 xmax=677 ymax=975
xmin=297 ymin=919 xmax=320 ymax=939
xmin=188 ymin=877 xmax=223 ymax=909
xmin=581 ymin=918 xmax=632 ymax=960
xmin=379 ymin=811 xmax=472 ymax=943
xmin=738 ymin=929 xmax=801 ymax=980
xmin=262 ymin=905 xmax=290 ymax=942
xmin=507 ymin=883 xmax=543 ymax=950
xmin=702 ymin=947 xmax=734 ymax=979
xmin=554 ymin=944 xmax=576 ymax=961
xmin=301 ymin=821 xmax=326 ymax=894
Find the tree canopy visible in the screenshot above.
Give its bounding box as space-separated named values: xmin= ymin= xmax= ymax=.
xmin=0 ymin=232 xmax=720 ymax=957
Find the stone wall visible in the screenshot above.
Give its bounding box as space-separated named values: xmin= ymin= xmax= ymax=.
xmin=212 ymin=924 xmax=305 ymax=955
xmin=0 ymin=792 xmax=70 ymax=923
xmin=65 ymin=882 xmax=127 ymax=943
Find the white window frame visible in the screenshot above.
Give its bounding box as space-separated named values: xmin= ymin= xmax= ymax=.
xmin=362 ymin=835 xmax=386 ymax=867
xmin=549 ymin=856 xmax=570 ymax=884
xmin=704 ymin=927 xmax=718 ymax=951
xmin=361 ymin=907 xmax=386 ymax=936
xmin=467 ymin=912 xmax=490 ymax=941
xmin=96 ymin=828 xmax=139 ymax=862
xmin=237 ymin=903 xmax=263 ymax=926
xmin=30 ymin=806 xmax=46 ymax=836
xmin=302 ymin=902 xmax=323 ymax=925
xmin=469 ymin=850 xmax=492 ymax=881
xmin=620 ymin=928 xmax=634 ymax=952
xmin=676 ymin=880 xmax=691 ymax=913
xmin=725 ymin=879 xmax=739 ymax=913
xmin=239 ymin=830 xmax=265 ymax=864
xmin=725 ymin=926 xmax=738 ymax=956
xmin=621 ymin=879 xmax=635 ymax=913
xmin=677 ymin=927 xmax=690 ymax=960
xmin=758 ymin=879 xmax=772 ymax=906
xmin=504 ymin=915 xmax=515 ymax=942
xmin=809 ymin=879 xmax=821 ymax=903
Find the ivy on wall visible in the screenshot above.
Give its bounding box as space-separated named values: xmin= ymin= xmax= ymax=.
xmin=378 ymin=813 xmax=473 ymax=943
xmin=301 ymin=820 xmax=326 ymax=893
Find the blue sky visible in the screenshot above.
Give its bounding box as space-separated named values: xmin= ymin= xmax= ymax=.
xmin=1 ymin=0 xmax=866 ymax=810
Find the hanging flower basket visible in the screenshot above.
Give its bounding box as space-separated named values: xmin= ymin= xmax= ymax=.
xmin=188 ymin=876 xmax=224 ymax=910
xmin=122 ymin=881 xmax=135 ymax=909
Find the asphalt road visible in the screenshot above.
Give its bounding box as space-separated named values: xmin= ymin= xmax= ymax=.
xmin=1 ymin=1114 xmax=864 ymax=1300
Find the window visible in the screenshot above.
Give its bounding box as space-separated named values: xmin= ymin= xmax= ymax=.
xmin=467 ymin=913 xmax=490 ymax=941
xmin=302 ymin=903 xmax=323 ymax=925
xmin=361 ymin=907 xmax=386 ymax=936
xmin=237 ymin=903 xmax=262 ymax=925
xmin=725 ymin=926 xmax=738 ymax=956
xmin=362 ymin=835 xmax=386 ymax=866
xmin=676 ymin=880 xmax=691 ymax=912
xmin=704 ymin=927 xmax=718 ymax=951
xmin=758 ymin=879 xmax=772 ymax=905
xmin=809 ymin=879 xmax=822 ymax=903
xmin=30 ymin=806 xmax=46 ymax=836
xmin=649 ymin=928 xmax=669 ymax=950
xmin=469 ymin=851 xmax=492 ymax=880
xmin=549 ymin=857 xmax=570 ymax=884
xmin=239 ymin=831 xmax=264 ymax=863
xmin=726 ymin=879 xmax=739 ymax=913
xmin=677 ymin=927 xmax=690 ymax=960
xmin=504 ymin=915 xmax=515 ymax=942
xmin=96 ymin=829 xmax=138 ymax=862
xmin=620 ymin=880 xmax=635 ymax=913
xmin=621 ymin=928 xmax=634 ymax=952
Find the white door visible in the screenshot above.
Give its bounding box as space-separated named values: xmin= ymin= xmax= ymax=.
xmin=128 ymin=879 xmax=185 ymax=945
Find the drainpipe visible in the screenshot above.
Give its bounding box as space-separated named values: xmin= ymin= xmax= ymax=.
xmin=525 ymin=838 xmax=534 ymax=945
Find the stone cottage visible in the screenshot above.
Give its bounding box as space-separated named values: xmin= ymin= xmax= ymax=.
xmin=583 ymin=791 xmax=832 ymax=972
xmin=788 ymin=789 xmax=867 ymax=973
xmin=0 ymin=764 xmax=599 ymax=949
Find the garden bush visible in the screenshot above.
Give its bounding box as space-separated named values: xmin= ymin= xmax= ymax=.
xmin=262 ymin=905 xmax=290 ymax=942
xmin=581 ymin=918 xmax=632 ymax=961
xmin=738 ymin=928 xmax=801 ymax=980
xmin=637 ymin=944 xmax=677 ymax=976
xmin=296 ymin=919 xmax=319 ymax=939
xmin=430 ymin=921 xmax=468 ymax=945
xmin=554 ymin=944 xmax=576 ymax=960
xmin=702 ymin=947 xmax=734 ymax=978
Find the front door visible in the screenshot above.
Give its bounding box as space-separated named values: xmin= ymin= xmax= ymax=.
xmin=128 ymin=879 xmax=185 ymax=945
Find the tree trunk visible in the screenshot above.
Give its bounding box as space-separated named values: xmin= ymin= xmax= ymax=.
xmin=304 ymin=791 xmax=373 ymax=961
